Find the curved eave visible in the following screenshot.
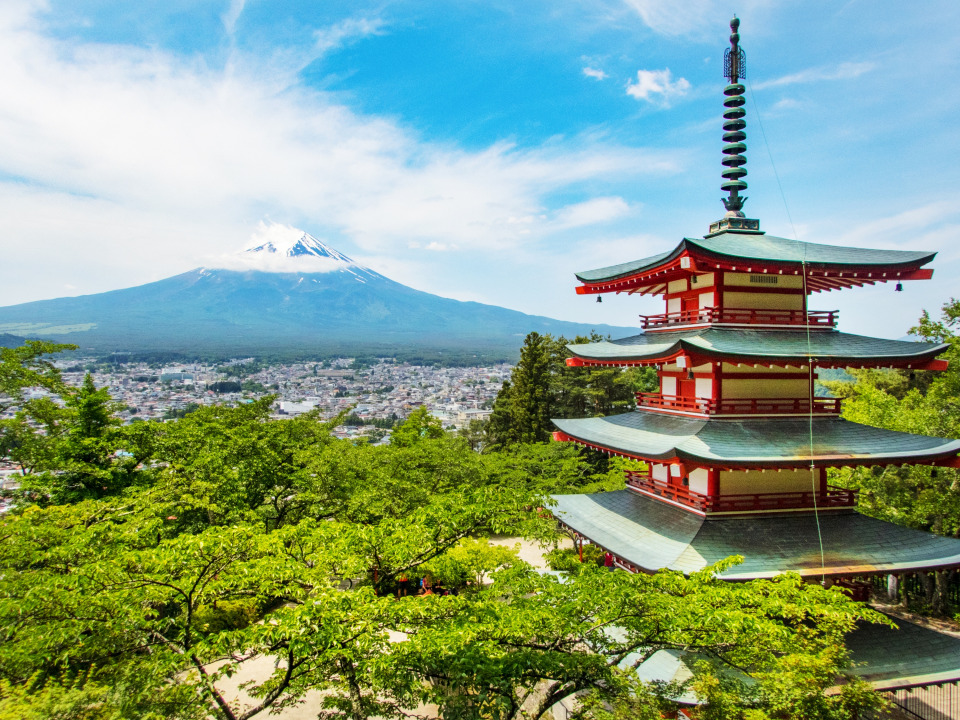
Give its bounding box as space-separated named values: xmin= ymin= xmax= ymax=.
xmin=575 ymin=235 xmax=936 ymax=296
xmin=846 ymin=616 xmax=960 ymax=692
xmin=551 ymin=414 xmax=960 ymax=469
xmin=550 ymin=490 xmax=960 ymax=579
xmin=565 ymin=331 xmax=950 ymax=370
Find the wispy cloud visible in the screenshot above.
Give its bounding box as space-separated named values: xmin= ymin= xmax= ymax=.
xmin=582 ymin=67 xmax=608 ymax=81
xmin=836 ymin=200 xmax=960 ymax=252
xmin=770 ymin=98 xmax=802 ymax=112
xmin=314 ymin=16 xmax=386 ymax=55
xmin=0 ymin=2 xmax=682 ymax=305
xmin=753 ymin=61 xmax=877 ymax=90
xmin=553 ymin=197 xmax=632 ymax=229
xmin=221 ymin=0 xmax=245 ymax=36
xmin=626 ymin=68 xmax=690 ymax=106
xmin=620 ymin=0 xmax=716 ymax=36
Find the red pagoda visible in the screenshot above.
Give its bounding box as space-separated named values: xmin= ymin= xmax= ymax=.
xmin=551 ymin=17 xmax=960 ymax=583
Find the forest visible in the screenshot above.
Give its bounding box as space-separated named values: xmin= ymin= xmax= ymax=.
xmin=1 ymin=298 xmax=958 ymax=719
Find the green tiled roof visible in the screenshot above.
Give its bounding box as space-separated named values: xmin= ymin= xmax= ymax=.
xmin=626 ymin=616 xmax=960 ymax=697
xmin=552 ymin=413 xmax=960 ymax=466
xmin=551 ymin=490 xmax=960 ymax=579
xmin=567 ymin=328 xmax=948 ymax=365
xmin=847 ymin=614 xmax=960 ymax=690
xmin=576 ymin=249 xmax=675 ymax=283
xmin=576 ymin=232 xmax=937 ymax=283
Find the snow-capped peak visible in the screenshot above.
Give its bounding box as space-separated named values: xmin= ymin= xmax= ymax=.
xmin=210 ymin=222 xmax=382 ymax=280
xmin=244 ymin=227 xmax=355 ymax=264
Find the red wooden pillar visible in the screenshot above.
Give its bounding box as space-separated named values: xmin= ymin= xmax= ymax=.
xmin=707 ymin=467 xmax=720 ymax=507
xmin=712 ymin=361 xmax=722 ymax=411
xmin=672 ymin=461 xmax=688 ymax=487
xmin=716 ymin=270 xmax=725 ymax=318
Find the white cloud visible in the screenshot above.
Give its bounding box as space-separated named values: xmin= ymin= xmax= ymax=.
xmin=836 ymin=200 xmax=960 ymax=252
xmin=753 ymin=61 xmax=876 ymax=90
xmin=618 ymin=1 xmax=772 ymax=38
xmin=553 ymin=197 xmax=632 ymax=229
xmin=582 ymin=67 xmax=608 ymax=80
xmin=221 ymin=0 xmax=245 ymax=36
xmin=626 ymin=68 xmax=690 ymax=106
xmin=424 ymin=241 xmax=453 ymax=251
xmin=210 ymin=253 xmax=346 ymax=274
xmin=620 ymin=0 xmax=716 ymax=36
xmin=314 ymin=16 xmax=385 ymax=55
xmin=769 ymin=97 xmax=802 ymax=113
xmin=0 ymin=1 xmax=684 ymax=309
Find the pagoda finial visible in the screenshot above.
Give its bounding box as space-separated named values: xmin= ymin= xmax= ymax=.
xmin=721 ymin=15 xmax=748 ymax=215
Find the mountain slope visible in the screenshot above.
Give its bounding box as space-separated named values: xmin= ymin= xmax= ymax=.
xmin=0 ymin=232 xmax=632 ymax=356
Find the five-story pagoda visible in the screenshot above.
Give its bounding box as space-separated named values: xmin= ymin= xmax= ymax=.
xmin=551 ymin=17 xmax=960 ymax=582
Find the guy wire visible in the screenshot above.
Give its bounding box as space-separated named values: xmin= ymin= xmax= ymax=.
xmin=747 ymin=79 xmax=827 ymax=583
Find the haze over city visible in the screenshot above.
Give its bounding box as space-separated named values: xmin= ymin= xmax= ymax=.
xmin=1 ymin=0 xmax=958 ymax=339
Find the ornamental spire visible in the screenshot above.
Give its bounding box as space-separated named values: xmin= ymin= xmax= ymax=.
xmin=707 ymin=16 xmax=760 ymax=236
xmin=721 ymin=15 xmax=747 ymax=215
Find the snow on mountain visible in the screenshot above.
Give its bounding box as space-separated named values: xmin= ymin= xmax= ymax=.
xmin=210 ymin=222 xmax=382 ymax=280
xmin=0 ymin=218 xmax=636 ymax=355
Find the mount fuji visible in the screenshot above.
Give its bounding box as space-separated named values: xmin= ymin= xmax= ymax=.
xmin=0 ymin=228 xmax=632 ymax=358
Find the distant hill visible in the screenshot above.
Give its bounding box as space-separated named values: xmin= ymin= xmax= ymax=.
xmin=0 ymin=231 xmax=633 ymax=359
xmin=0 ymin=333 xmax=26 ymax=348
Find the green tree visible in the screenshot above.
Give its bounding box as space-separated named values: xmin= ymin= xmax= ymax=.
xmin=0 ymin=354 xmax=890 ymax=719
xmin=0 ymin=340 xmax=74 ymax=413
xmin=389 ymin=406 xmax=444 ymax=447
xmin=0 ymin=341 xmax=75 ymax=481
xmin=458 ymin=417 xmax=489 ymax=452
xmin=390 ymin=559 xmax=887 ymax=720
xmin=11 ymin=374 xmax=139 ymax=505
xmin=825 ymin=298 xmax=960 ymax=612
xmin=486 ymin=332 xmax=657 ymax=450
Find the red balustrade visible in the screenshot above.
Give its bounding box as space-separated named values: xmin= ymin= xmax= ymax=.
xmin=625 ymin=472 xmax=711 ymax=512
xmin=709 ymin=485 xmax=858 ymax=513
xmin=635 ymin=393 xmax=841 ymax=416
xmin=635 ymin=393 xmax=711 ymax=413
xmin=639 ymin=307 xmax=837 ymax=329
xmin=625 ymin=471 xmax=858 ymax=513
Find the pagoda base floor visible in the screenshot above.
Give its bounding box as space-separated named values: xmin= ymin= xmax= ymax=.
xmin=551 ymin=489 xmax=960 ymax=580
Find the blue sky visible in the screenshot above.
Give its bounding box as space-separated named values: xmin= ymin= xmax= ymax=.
xmin=1 ymin=0 xmax=959 ymax=339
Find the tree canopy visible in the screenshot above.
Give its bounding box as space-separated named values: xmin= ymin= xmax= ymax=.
xmin=0 ymin=342 xmax=887 ymax=719
xmin=485 ymin=331 xmax=656 ymax=450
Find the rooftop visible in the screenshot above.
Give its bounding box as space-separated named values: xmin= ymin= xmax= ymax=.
xmin=565 ymin=327 xmax=948 ymax=368
xmin=551 ymin=490 xmax=960 ymax=579
xmin=552 ymin=413 xmax=960 ymax=469
xmin=574 ymin=232 xmax=936 ymax=295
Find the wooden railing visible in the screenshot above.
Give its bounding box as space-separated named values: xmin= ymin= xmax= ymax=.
xmin=635 ymin=393 xmax=841 ymax=415
xmin=625 ymin=472 xmax=711 ymax=512
xmin=708 ymin=485 xmax=858 ymax=513
xmin=625 ymin=471 xmax=858 ymax=513
xmin=638 ymin=307 xmax=837 ymax=329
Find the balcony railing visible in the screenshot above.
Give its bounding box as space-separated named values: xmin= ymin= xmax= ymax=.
xmin=625 ymin=472 xmax=711 ymax=512
xmin=639 ymin=307 xmax=837 ymax=330
xmin=635 ymin=393 xmax=841 ymax=416
xmin=625 ymin=471 xmax=858 ymax=513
